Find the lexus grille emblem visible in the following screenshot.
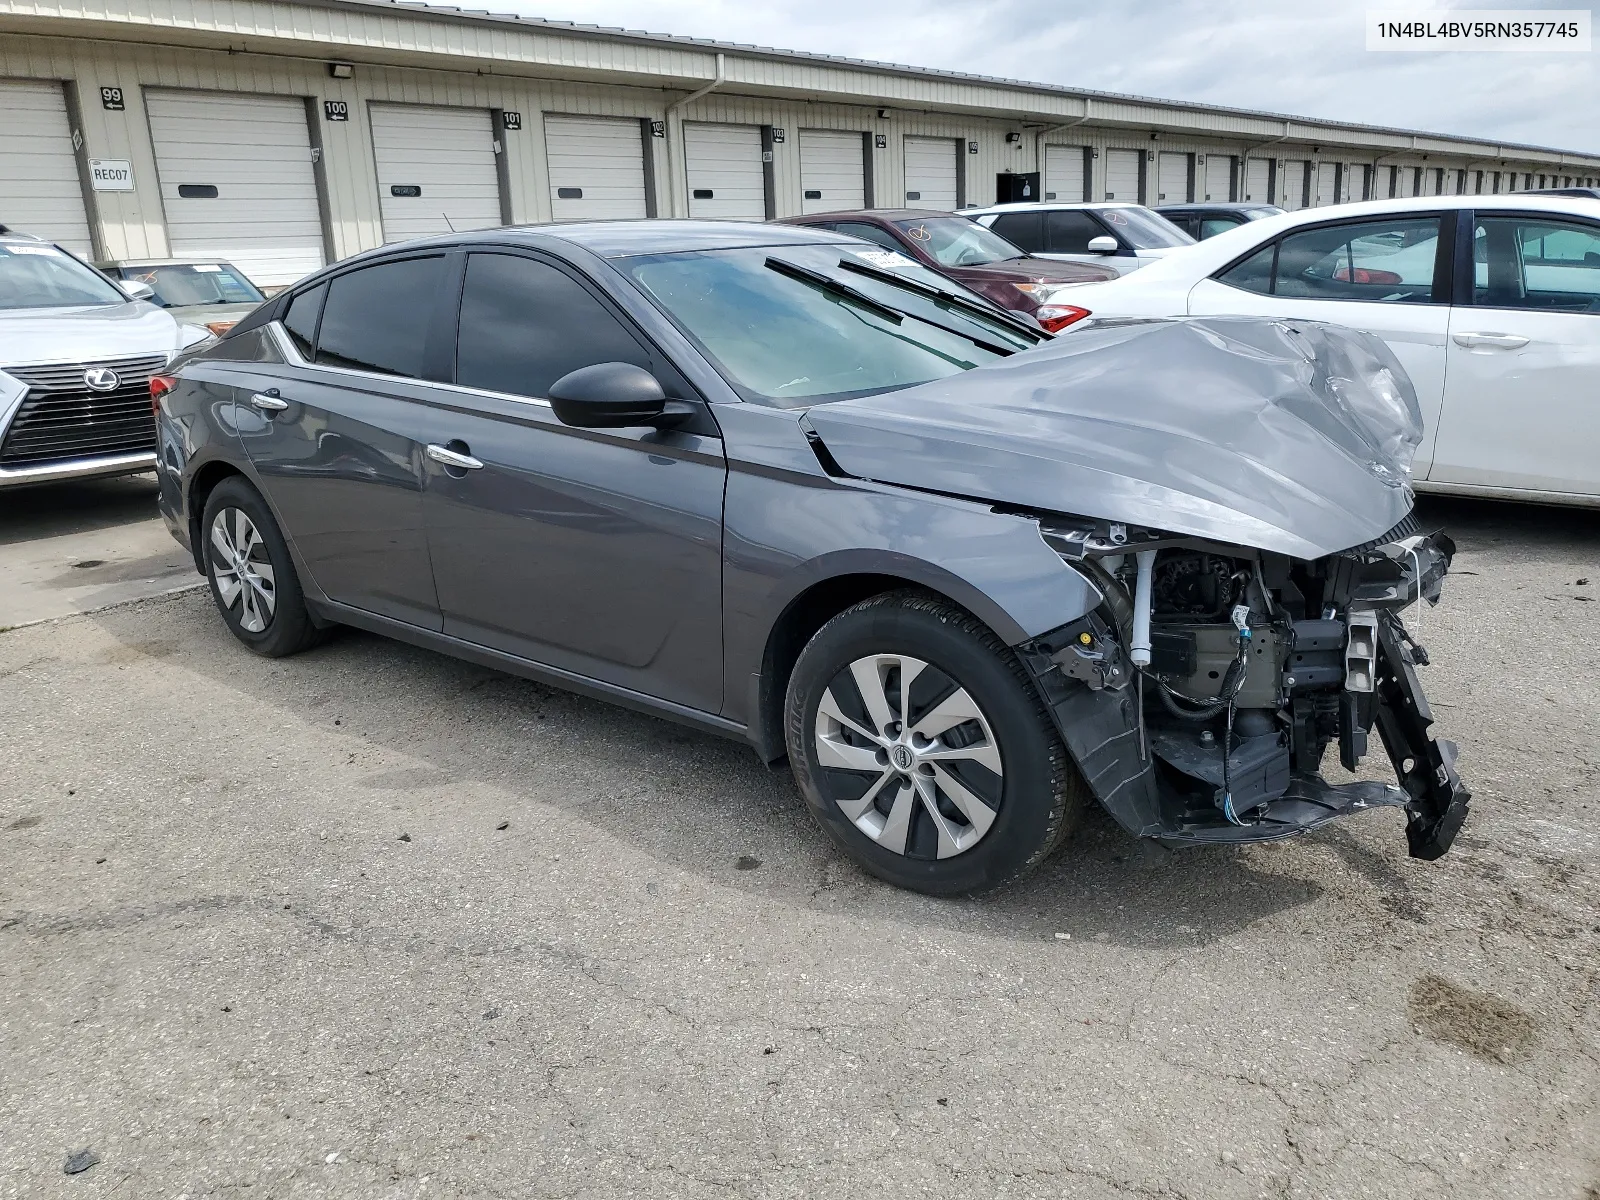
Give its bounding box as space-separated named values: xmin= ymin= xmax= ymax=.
xmin=83 ymin=366 xmax=121 ymax=392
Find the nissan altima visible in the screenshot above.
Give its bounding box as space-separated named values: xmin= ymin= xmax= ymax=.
xmin=154 ymin=220 xmax=1469 ymax=896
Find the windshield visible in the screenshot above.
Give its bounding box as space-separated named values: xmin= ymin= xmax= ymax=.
xmin=622 ymin=244 xmax=1039 ymax=407
xmin=1097 ymin=207 xmax=1195 ymax=249
xmin=117 ymin=262 xmax=264 ymax=308
xmin=0 ymin=243 xmax=126 ymax=310
xmin=892 ymin=217 xmax=1025 ymax=267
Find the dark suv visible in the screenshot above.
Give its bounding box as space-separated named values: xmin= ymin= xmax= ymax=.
xmin=155 ymin=220 xmax=1469 ymax=895
xmin=778 ymin=209 xmax=1116 ymax=331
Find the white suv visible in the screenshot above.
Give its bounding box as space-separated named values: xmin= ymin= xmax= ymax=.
xmin=0 ymin=236 xmax=212 ymax=488
xmin=960 ymin=201 xmax=1196 ymax=275
xmin=1049 ymin=194 xmax=1600 ymax=505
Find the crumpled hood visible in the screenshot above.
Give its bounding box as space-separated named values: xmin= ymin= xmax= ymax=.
xmin=0 ymin=302 xmax=181 ymax=366
xmin=801 ymin=317 xmax=1424 ymax=560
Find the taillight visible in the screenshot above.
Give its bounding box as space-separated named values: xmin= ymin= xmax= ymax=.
xmin=1332 ymin=266 xmax=1402 ymax=285
xmin=150 ymin=374 xmax=177 ymax=415
xmin=1034 ymin=304 xmax=1092 ymax=333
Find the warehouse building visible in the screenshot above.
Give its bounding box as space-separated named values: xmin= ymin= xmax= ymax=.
xmin=3 ymin=0 xmax=1599 ymax=287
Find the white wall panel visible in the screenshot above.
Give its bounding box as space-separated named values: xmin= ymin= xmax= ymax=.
xmin=1044 ymin=144 xmax=1084 ymax=202
xmin=370 ymin=102 xmax=501 ymax=243
xmin=683 ymin=122 xmax=763 ymax=220
xmin=0 ymin=78 xmax=92 ymax=253
xmin=1202 ymin=154 xmax=1231 ymax=202
xmin=903 ymin=135 xmax=957 ymax=210
xmin=1155 ymin=151 xmax=1188 ymax=204
xmin=1103 ymin=148 xmax=1140 ymax=202
xmin=1242 ymin=158 xmax=1270 ymax=203
xmin=798 ymin=128 xmax=863 ymax=213
xmin=544 ymin=114 xmax=647 ymax=220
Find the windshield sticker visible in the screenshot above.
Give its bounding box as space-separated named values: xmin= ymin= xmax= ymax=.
xmin=1103 ymin=210 xmax=1129 ymax=226
xmin=193 ymin=264 xmax=222 ymax=272
xmin=852 ymin=249 xmax=917 ymax=270
xmin=904 ymin=224 xmax=931 ymax=242
xmin=3 ymin=244 xmax=64 ymax=256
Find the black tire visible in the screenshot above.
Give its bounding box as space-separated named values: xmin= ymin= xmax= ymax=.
xmin=784 ymin=590 xmax=1085 ymax=896
xmin=200 ymin=476 xmax=324 ymax=657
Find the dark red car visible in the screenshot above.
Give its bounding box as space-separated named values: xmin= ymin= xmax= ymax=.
xmin=778 ymin=209 xmax=1116 ymax=331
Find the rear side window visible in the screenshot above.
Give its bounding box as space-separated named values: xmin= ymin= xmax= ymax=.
xmin=454 ymin=253 xmax=650 ymax=400
xmin=315 ymin=256 xmax=447 ymax=377
xmin=1199 ymin=216 xmax=1244 ymax=239
xmin=988 ymin=212 xmax=1043 ymax=253
xmin=1474 ymin=216 xmax=1600 ymax=312
xmin=1216 ymin=217 xmax=1443 ymax=304
xmin=832 ymin=222 xmax=905 ymax=253
xmin=1045 ymin=210 xmax=1109 ymax=254
xmin=280 ymin=283 xmax=325 ymax=359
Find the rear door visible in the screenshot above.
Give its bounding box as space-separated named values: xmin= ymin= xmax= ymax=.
xmin=1189 ymin=212 xmax=1453 ymax=475
xmin=419 ymin=249 xmax=726 ymax=712
xmin=235 ymin=255 xmax=450 ymax=629
xmin=1430 ymin=211 xmax=1600 ymax=494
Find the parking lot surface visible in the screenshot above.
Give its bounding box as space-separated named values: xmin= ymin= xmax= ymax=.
xmin=1 ymin=495 xmax=1597 ymax=1199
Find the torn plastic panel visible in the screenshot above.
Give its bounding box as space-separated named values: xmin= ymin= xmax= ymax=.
xmin=1016 ymin=526 xmax=1469 ymax=860
xmin=800 ymin=317 xmax=1423 ymax=561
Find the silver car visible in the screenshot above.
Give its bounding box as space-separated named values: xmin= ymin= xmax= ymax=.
xmin=0 ymin=235 xmax=212 ymax=488
xmin=961 ymin=201 xmax=1197 ymax=275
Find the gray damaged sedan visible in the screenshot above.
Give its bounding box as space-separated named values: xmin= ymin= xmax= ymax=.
xmin=154 ymin=221 xmax=1468 ymax=896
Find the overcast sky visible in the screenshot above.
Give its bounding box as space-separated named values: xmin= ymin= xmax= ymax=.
xmin=522 ymin=0 xmax=1599 ymax=153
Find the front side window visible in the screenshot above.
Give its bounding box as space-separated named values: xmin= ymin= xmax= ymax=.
xmin=988 ymin=212 xmax=1044 ymax=254
xmin=1218 ymin=217 xmax=1443 ymax=304
xmin=315 ymin=256 xmax=447 ymax=378
xmin=1045 ymin=210 xmax=1110 ymax=254
xmin=832 ymin=222 xmax=906 ymax=253
xmin=1474 ymin=217 xmax=1600 ymax=312
xmin=455 ymin=253 xmax=650 ymax=399
xmin=892 ymin=217 xmax=1023 ymax=267
xmin=0 ymin=243 xmax=125 ymax=310
xmin=116 ymin=262 xmax=264 ymax=309
xmin=623 ymin=245 xmax=1035 ymax=406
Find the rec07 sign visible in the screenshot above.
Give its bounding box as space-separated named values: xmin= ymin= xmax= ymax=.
xmin=88 ymin=159 xmax=134 ymax=191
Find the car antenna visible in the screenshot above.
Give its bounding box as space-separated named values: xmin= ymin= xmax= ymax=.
xmin=442 ymin=212 xmax=458 ymax=233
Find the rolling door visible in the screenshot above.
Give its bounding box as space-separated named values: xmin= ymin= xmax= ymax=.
xmin=0 ymin=80 xmax=92 ymax=254
xmin=1104 ymin=149 xmax=1141 ymax=202
xmin=146 ymin=90 xmax=323 ymax=287
xmin=1155 ymin=152 xmax=1189 ymax=204
xmin=1202 ymin=155 xmax=1231 ymax=202
xmin=1242 ymin=158 xmax=1270 ymax=203
xmin=1313 ymin=162 xmax=1338 ymax=206
xmin=1044 ymin=144 xmax=1085 ymax=202
xmin=903 ymin=136 xmax=958 ymax=209
xmin=544 ymin=115 xmax=647 ymax=221
xmin=1279 ymin=160 xmax=1308 ymax=209
xmin=683 ymin=123 xmax=764 ymax=220
xmin=799 ymin=129 xmax=864 ymax=213
xmin=370 ymin=103 xmax=502 ymax=244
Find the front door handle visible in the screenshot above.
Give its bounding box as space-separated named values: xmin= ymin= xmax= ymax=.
xmin=425 ymin=443 xmax=484 ymax=471
xmin=1452 ymin=332 xmax=1530 ymax=350
xmin=250 ymin=391 xmax=288 ymax=411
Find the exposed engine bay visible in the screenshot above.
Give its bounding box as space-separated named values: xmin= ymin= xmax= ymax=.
xmin=1022 ymin=517 xmax=1470 ymax=859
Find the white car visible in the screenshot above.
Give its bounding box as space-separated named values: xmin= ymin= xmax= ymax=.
xmin=1050 ymin=194 xmax=1600 ymax=506
xmin=0 ymin=235 xmax=212 ymax=487
xmin=960 ymin=202 xmax=1196 ymax=275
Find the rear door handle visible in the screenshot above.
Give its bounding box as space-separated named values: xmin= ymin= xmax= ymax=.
xmin=1452 ymin=332 xmax=1530 ymax=349
xmin=425 ymin=443 xmax=484 ymax=471
xmin=250 ymin=391 xmax=288 ymax=411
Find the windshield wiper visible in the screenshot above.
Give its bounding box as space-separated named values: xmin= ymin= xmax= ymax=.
xmin=834 ymin=256 xmax=1046 ymax=341
xmin=764 ymin=257 xmax=905 ymax=325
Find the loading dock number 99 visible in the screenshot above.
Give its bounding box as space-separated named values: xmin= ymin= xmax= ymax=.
xmin=324 ymin=100 xmax=349 ymax=121
xmin=100 ymin=87 xmax=125 ymax=111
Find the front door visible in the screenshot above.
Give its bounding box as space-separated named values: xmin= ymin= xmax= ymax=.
xmin=1430 ymin=211 xmax=1600 ymax=494
xmin=235 ymin=254 xmax=451 ymax=630
xmin=418 ymin=250 xmax=726 ymax=713
xmin=1188 ymin=212 xmax=1454 ymax=476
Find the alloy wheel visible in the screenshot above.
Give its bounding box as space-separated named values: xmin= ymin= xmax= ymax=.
xmin=208 ymin=506 xmax=277 ymax=634
xmin=813 ymin=653 xmax=1004 ymax=859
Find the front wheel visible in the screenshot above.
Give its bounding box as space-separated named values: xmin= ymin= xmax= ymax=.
xmin=201 ymin=476 xmax=324 ymax=657
xmin=784 ymin=591 xmax=1084 ymax=896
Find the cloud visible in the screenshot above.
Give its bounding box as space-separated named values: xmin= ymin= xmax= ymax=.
xmin=521 ymin=0 xmax=1599 ymax=152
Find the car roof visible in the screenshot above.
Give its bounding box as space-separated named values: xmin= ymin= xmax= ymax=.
xmin=1156 ymin=202 xmax=1279 ymax=213
xmin=783 ymin=209 xmax=969 ymax=223
xmin=960 ymin=201 xmax=1150 ymax=215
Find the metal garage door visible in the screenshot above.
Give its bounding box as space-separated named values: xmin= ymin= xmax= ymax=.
xmin=684 ymin=123 xmax=764 ymax=220
xmin=544 ymin=114 xmax=647 ymax=221
xmin=1202 ymin=155 xmax=1231 ymax=202
xmin=1104 ymin=149 xmax=1141 ymax=202
xmin=0 ymin=79 xmax=92 ymax=254
xmin=903 ymin=136 xmax=958 ymax=209
xmin=1312 ymin=162 xmax=1338 ymax=206
xmin=146 ymin=90 xmax=323 ymax=287
xmin=1242 ymin=158 xmax=1270 ymax=203
xmin=799 ymin=130 xmax=863 ymax=214
xmin=370 ymin=103 xmax=502 ymax=244
xmin=1279 ymin=160 xmax=1308 ymax=209
xmin=1044 ymin=144 xmax=1085 ymax=202
xmin=1155 ymin=152 xmax=1188 ymax=204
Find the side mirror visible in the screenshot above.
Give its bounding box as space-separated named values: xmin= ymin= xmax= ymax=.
xmin=1086 ymin=235 xmax=1119 ymax=255
xmin=118 ymin=279 xmax=156 ymax=301
xmin=548 ymin=362 xmax=686 ymax=429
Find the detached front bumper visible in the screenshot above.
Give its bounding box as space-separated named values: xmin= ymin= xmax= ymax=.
xmin=1020 ymin=530 xmax=1470 ymax=859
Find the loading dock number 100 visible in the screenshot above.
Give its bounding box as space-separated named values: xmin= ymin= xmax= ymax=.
xmin=324 ymin=100 xmax=349 ymax=121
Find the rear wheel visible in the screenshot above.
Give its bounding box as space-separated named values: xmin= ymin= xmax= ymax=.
xmin=201 ymin=476 xmax=323 ymax=657
xmin=784 ymin=591 xmax=1083 ymax=896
